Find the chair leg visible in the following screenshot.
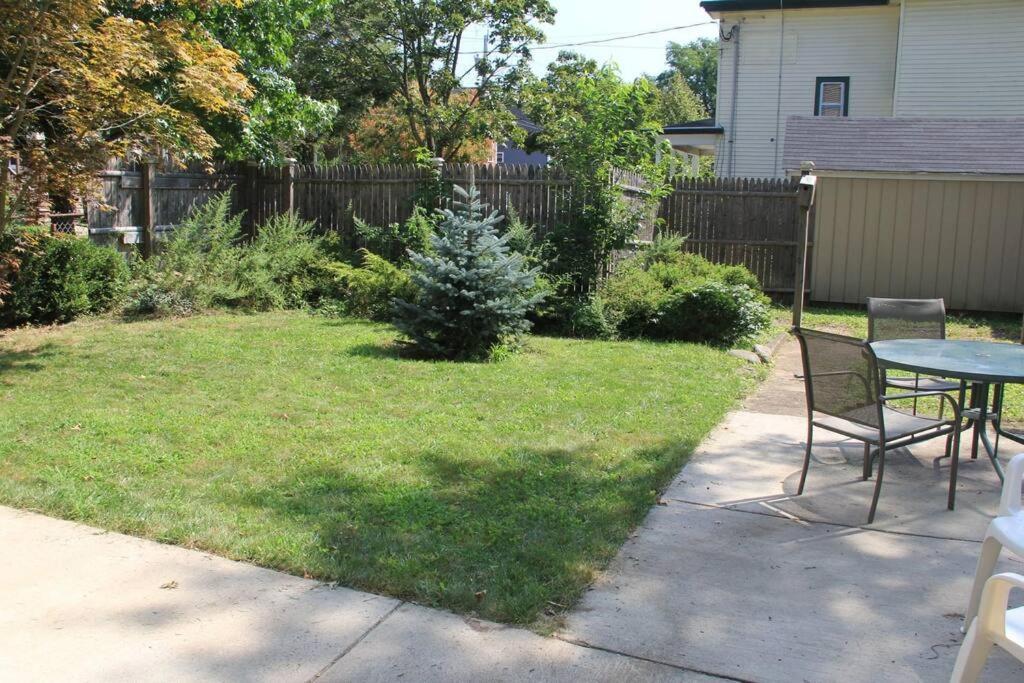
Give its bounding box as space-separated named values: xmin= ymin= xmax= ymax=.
xmin=862 ymin=443 xmax=872 ymax=480
xmin=798 ymin=423 xmax=813 ymax=495
xmin=950 ymin=619 xmax=994 ymax=683
xmin=963 ymin=535 xmax=1003 ymax=630
xmin=867 ymin=441 xmax=887 ymax=524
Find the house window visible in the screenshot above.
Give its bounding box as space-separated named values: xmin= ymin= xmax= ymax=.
xmin=496 ymin=151 xmax=505 ymax=163
xmin=814 ymin=77 xmax=849 ymax=117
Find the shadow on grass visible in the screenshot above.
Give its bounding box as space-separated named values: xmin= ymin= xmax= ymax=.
xmin=208 ymin=437 xmax=699 ymax=626
xmin=0 ymin=342 xmax=59 ymax=374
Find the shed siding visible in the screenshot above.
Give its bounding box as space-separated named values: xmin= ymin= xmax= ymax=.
xmin=715 ymin=6 xmax=899 ymax=178
xmin=894 ymin=0 xmax=1024 ymax=117
xmin=811 ymin=175 xmax=1024 ymax=312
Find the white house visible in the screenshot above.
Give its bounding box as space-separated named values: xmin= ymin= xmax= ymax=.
xmin=664 ymin=0 xmax=1024 ymax=179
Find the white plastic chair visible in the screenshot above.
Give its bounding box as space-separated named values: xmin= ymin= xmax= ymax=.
xmin=963 ymin=453 xmax=1024 ymax=629
xmin=950 ymin=572 xmax=1024 ymax=682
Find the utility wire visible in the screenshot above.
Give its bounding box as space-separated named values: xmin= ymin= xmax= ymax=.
xmin=457 ymin=21 xmax=715 ymax=55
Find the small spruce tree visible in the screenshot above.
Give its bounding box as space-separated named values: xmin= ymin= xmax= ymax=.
xmin=393 ymin=185 xmax=543 ymax=359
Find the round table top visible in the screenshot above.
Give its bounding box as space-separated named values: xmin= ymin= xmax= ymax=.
xmin=870 ymin=339 xmax=1024 ymax=383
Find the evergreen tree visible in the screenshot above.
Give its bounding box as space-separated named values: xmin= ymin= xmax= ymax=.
xmin=393 ymin=185 xmax=543 ymax=359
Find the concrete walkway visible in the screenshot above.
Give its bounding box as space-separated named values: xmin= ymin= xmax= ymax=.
xmin=563 ymin=340 xmax=1024 ymax=681
xmin=0 ymin=506 xmax=718 ymax=681
xmin=4 ymin=340 xmax=1024 ymax=681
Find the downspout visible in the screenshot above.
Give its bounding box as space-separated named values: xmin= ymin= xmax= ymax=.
xmin=723 ymin=23 xmax=741 ymax=176
xmin=772 ymin=1 xmax=785 ymax=176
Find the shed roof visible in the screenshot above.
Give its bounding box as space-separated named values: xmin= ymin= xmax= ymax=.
xmin=782 ymin=116 xmax=1024 ymax=175
xmin=701 ymin=0 xmax=889 ymax=12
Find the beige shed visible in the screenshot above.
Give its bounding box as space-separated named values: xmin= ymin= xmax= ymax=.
xmin=784 ymin=116 xmax=1024 ymax=313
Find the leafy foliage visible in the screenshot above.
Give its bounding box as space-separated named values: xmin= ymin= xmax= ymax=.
xmin=657 ymin=37 xmax=718 ymax=117
xmin=4 ymin=232 xmax=127 ymax=325
xmin=0 ymin=0 xmax=251 ymax=230
xmin=655 ymin=72 xmax=707 ymax=126
xmin=393 ymin=185 xmax=542 ymax=359
xmin=598 ymin=238 xmax=769 ymax=346
xmin=332 ymin=0 xmax=555 ymax=160
xmin=333 ymin=250 xmax=416 ymax=321
xmin=524 ymin=53 xmax=670 ymax=305
xmin=124 ymin=193 xmax=334 ymax=316
xmin=353 ymin=205 xmax=435 ymax=264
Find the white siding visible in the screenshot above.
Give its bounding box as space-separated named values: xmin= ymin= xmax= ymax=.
xmin=894 ymin=0 xmax=1024 ymax=116
xmin=715 ymin=6 xmax=899 ymax=178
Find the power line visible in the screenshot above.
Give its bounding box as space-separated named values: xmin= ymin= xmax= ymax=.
xmin=457 ymin=21 xmax=715 ymax=55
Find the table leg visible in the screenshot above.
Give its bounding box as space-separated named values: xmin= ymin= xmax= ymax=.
xmin=973 ymin=383 xmax=1005 ymax=483
xmin=970 ymin=382 xmax=982 ymax=460
xmin=948 ymin=381 xmax=967 ymax=510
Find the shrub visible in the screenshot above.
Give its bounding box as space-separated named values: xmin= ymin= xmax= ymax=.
xmin=597 ymin=237 xmax=769 ymax=345
xmin=334 ymin=249 xmax=416 ymax=321
xmin=6 ymin=233 xmax=127 ymax=325
xmin=125 ymin=193 xmax=340 ymax=316
xmin=566 ymin=296 xmax=614 ymax=339
xmin=353 ymin=205 xmax=434 ymax=264
xmin=393 ymin=185 xmax=543 ymax=360
xmin=653 ymin=282 xmax=770 ymax=347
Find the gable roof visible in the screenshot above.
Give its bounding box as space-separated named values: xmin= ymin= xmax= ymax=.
xmin=782 ymin=116 xmax=1024 ymax=175
xmin=701 ymin=0 xmax=889 ymax=11
xmin=508 ymin=106 xmax=543 ymax=135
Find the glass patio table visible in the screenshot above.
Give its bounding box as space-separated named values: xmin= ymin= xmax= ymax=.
xmin=870 ymin=339 xmax=1024 ymax=508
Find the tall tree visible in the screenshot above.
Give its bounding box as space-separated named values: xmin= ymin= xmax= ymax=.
xmin=654 ymin=72 xmax=707 ymax=125
xmin=0 ymin=0 xmax=251 ymax=229
xmin=332 ymin=0 xmax=555 ymax=160
xmin=116 ymin=0 xmax=339 ymax=162
xmin=657 ymin=37 xmax=717 ymax=117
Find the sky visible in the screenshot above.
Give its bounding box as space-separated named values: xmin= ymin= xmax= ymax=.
xmin=464 ymin=0 xmax=719 ymax=82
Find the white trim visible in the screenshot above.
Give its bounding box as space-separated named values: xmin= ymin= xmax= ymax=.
xmin=790 ymin=169 xmax=1024 ymax=182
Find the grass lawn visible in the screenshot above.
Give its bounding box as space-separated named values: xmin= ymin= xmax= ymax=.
xmin=0 ymin=311 xmax=760 ymax=625
xmin=771 ymin=305 xmax=1024 ymax=425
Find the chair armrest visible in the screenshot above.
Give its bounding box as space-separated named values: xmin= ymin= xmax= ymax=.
xmin=975 ymin=572 xmax=1024 ymax=638
xmin=998 ymin=453 xmax=1024 ymax=517
xmin=880 ymin=391 xmax=961 ymax=420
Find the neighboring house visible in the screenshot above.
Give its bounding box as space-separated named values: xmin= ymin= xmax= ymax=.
xmin=494 ymin=107 xmax=549 ymax=166
xmin=663 ymin=0 xmax=1024 ymax=179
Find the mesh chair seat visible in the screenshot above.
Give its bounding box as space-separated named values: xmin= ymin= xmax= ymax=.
xmin=886 ymin=375 xmax=960 ymax=392
xmin=814 ymin=406 xmax=950 ymax=445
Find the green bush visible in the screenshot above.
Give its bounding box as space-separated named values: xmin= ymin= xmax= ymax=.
xmin=353 ymin=205 xmax=434 ymax=264
xmin=566 ymin=296 xmax=614 ymax=339
xmin=124 ymin=193 xmax=340 ymax=317
xmin=6 ymin=232 xmax=127 ymax=325
xmin=334 ymin=249 xmax=416 ymax=321
xmin=652 ymin=281 xmax=770 ymax=347
xmin=598 ymin=237 xmax=769 ymax=345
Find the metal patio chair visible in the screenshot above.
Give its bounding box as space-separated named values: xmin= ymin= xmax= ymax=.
xmin=867 ymin=298 xmax=961 ymax=410
xmin=794 ymin=327 xmax=961 ymax=523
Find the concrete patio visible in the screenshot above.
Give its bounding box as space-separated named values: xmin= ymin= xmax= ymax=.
xmin=3 ymin=340 xmax=1023 ymax=681
xmin=563 ymin=340 xmax=1024 ymax=681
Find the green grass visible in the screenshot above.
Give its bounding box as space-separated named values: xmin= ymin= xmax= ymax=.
xmin=0 ymin=311 xmax=760 ymax=625
xmin=773 ymin=305 xmax=1024 ymax=425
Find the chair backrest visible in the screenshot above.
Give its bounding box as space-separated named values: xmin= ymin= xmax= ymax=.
xmin=794 ymin=327 xmax=882 ymax=428
xmin=866 ymin=297 xmax=946 ymax=341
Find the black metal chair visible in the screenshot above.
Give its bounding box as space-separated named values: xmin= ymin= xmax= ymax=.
xmin=867 ymin=297 xmax=961 ymax=400
xmin=794 ymin=327 xmax=961 ymax=524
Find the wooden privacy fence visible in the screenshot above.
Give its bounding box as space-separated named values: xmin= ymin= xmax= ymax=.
xmin=657 ymin=177 xmax=805 ymax=293
xmin=89 ymin=160 xmax=655 ymax=253
xmin=89 ymin=161 xmax=797 ymax=291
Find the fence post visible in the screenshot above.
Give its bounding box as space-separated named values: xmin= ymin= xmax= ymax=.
xmin=244 ymin=161 xmax=259 ymax=237
xmin=792 ymin=170 xmax=817 ymax=329
xmin=140 ymin=159 xmax=157 ymax=258
xmin=284 ymin=157 xmax=297 ymax=215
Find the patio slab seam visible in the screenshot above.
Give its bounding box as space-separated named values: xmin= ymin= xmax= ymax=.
xmin=550 ymin=634 xmax=755 ymax=683
xmin=660 ymin=494 xmax=988 ymax=545
xmin=307 ymin=600 xmax=405 ymax=682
